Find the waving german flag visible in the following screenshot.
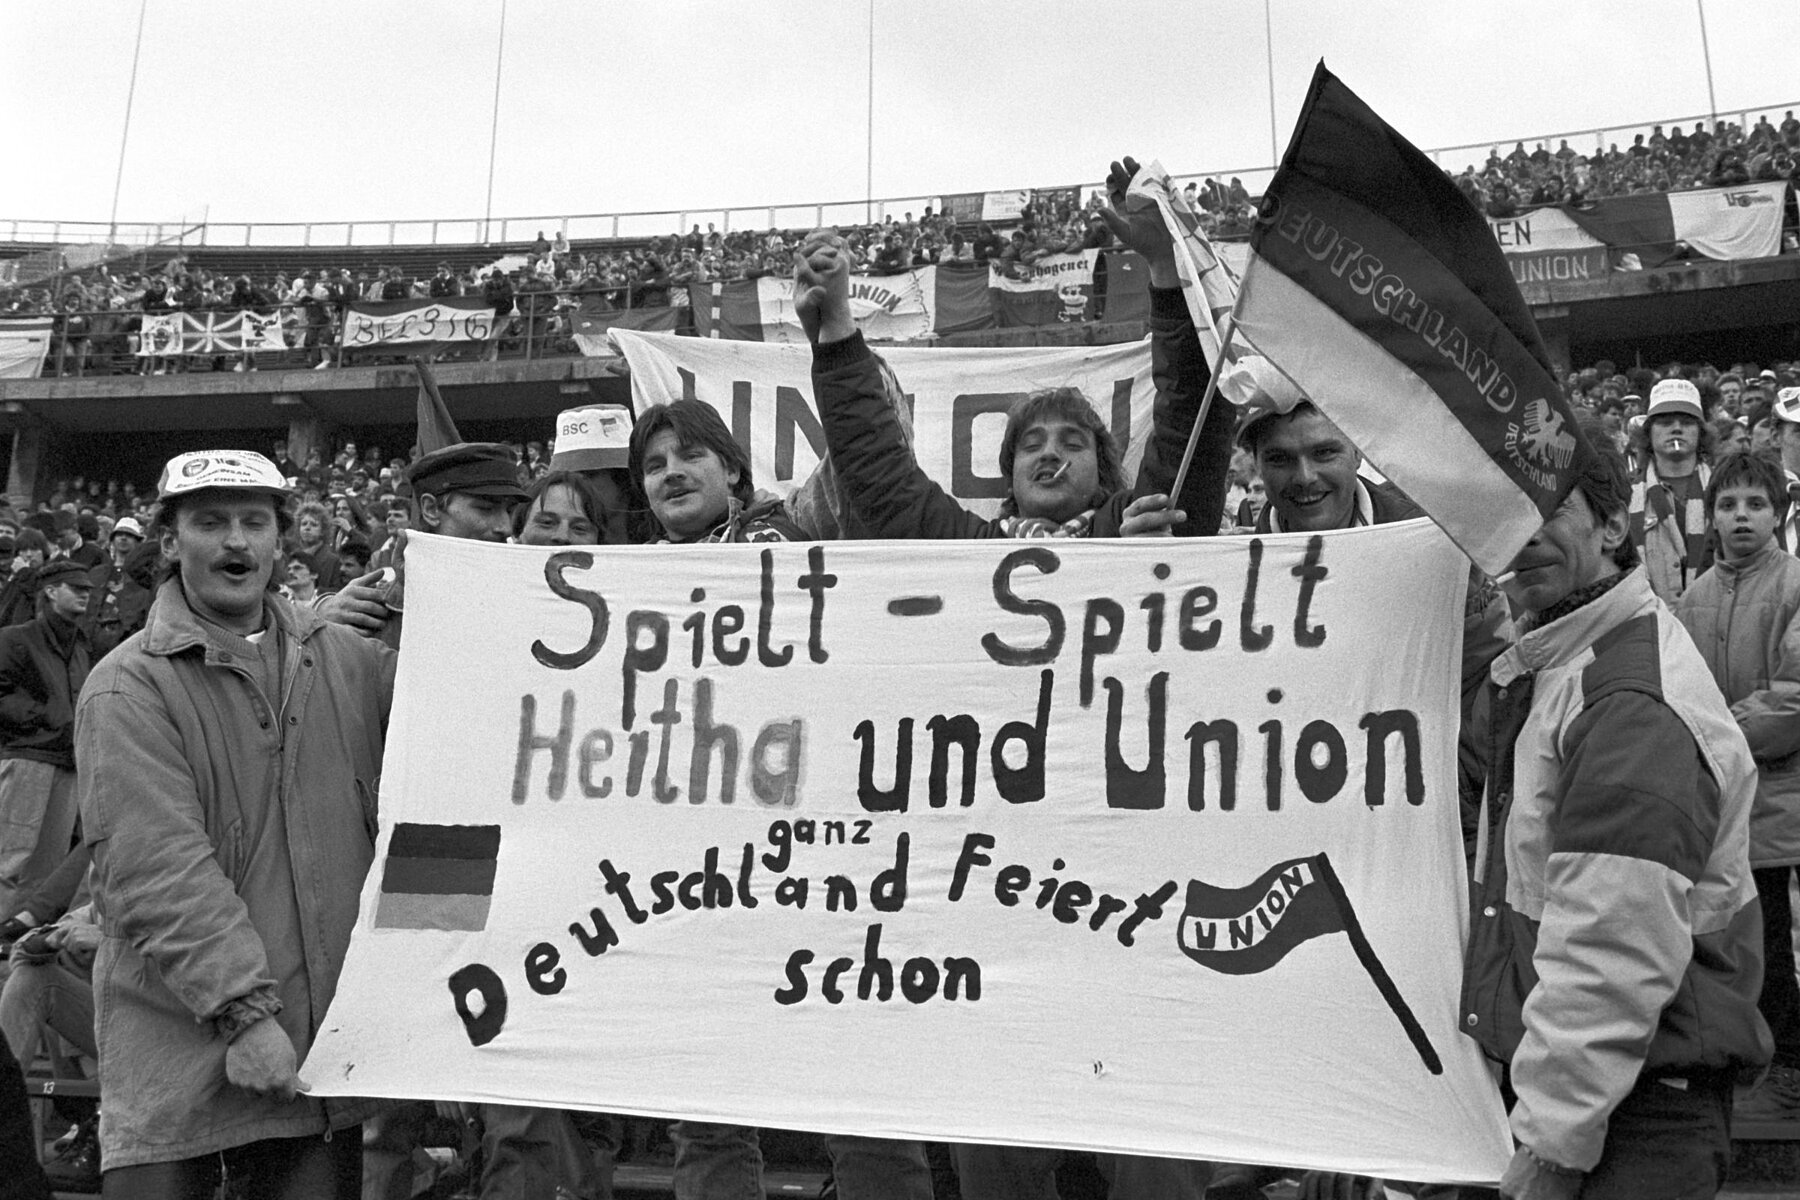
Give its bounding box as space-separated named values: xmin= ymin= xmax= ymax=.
xmin=1233 ymin=63 xmax=1593 ymax=575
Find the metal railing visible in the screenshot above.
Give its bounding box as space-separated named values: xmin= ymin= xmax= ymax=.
xmin=5 ymin=100 xmax=1789 ymax=252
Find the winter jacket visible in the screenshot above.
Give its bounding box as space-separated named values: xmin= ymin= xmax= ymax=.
xmin=1674 ymin=541 xmax=1800 ymax=866
xmin=1462 ymin=568 xmax=1769 ymax=1172
xmin=809 ymin=286 xmax=1232 ymax=542
xmin=663 ymin=495 xmax=807 ymax=545
xmin=0 ymin=610 xmax=90 ymax=769
xmin=75 ymin=580 xmax=396 ymax=1168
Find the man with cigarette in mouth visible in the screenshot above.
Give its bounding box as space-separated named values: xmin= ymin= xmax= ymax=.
xmin=1629 ymin=378 xmax=1715 ymax=605
xmin=1468 ymin=437 xmax=1768 ymax=1199
xmin=793 ymin=154 xmax=1237 ymax=1197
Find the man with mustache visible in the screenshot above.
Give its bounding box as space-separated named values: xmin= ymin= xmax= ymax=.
xmin=73 ymin=451 xmax=395 ymax=1198
xmin=1468 ymin=441 xmax=1768 ymax=1199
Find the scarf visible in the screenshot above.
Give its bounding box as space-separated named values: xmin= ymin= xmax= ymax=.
xmin=996 ymin=509 xmax=1096 ymax=539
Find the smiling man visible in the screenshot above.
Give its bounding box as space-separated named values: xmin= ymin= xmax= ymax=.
xmin=629 ymin=400 xmax=806 ymax=543
xmin=74 ymin=451 xmax=394 ymax=1198
xmin=1239 ymin=401 xmax=1386 ymax=533
xmin=1466 ymin=441 xmax=1769 ymax=1200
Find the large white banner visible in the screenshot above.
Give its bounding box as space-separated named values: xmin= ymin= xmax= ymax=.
xmin=1670 ymin=181 xmax=1788 ymax=260
xmin=987 ymin=249 xmax=1099 ymax=294
xmin=1486 ymin=207 xmax=1606 ymax=253
xmin=610 ymin=330 xmax=1155 ymax=520
xmin=753 ymin=269 xmax=937 ymax=344
xmin=341 ymin=298 xmax=498 ymax=349
xmin=0 ymin=317 xmax=52 ymax=379
xmin=136 ymin=310 xmax=288 ymax=356
xmin=304 ymin=525 xmax=1510 ymax=1180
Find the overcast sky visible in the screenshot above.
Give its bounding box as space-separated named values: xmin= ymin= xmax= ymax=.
xmin=3 ymin=0 xmax=1796 ymax=236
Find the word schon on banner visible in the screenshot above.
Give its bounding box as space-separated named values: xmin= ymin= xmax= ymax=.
xmin=302 ymin=522 xmax=1509 ymax=1182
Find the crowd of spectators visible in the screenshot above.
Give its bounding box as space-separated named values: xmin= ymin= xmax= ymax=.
xmin=0 ymin=110 xmax=1796 ymax=381
xmin=1452 ymin=109 xmax=1800 ymax=216
xmin=0 ymin=311 xmax=1797 ymax=1191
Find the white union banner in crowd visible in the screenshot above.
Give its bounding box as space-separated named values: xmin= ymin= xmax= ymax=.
xmin=610 ymin=330 xmax=1154 ymax=521
xmin=303 ymin=524 xmax=1511 ymax=1181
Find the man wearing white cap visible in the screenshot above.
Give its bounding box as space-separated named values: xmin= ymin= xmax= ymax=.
xmin=74 ymin=451 xmax=394 ymax=1197
xmin=82 ymin=515 xmax=147 ymax=657
xmin=1772 ymin=388 xmax=1800 ymax=555
xmin=1629 ymin=378 xmax=1714 ymax=604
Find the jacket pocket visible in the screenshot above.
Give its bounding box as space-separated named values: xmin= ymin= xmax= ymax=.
xmin=354 ymin=777 xmax=378 ymax=846
xmin=1460 ymin=890 xmax=1539 ymax=1064
xmin=212 ymin=822 xmax=245 ymax=887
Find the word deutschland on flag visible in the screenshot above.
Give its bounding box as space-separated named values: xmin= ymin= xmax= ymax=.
xmin=1232 ymin=63 xmax=1593 ymax=575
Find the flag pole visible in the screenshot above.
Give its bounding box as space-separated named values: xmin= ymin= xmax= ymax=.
xmin=1165 ymin=307 xmax=1240 ymax=509
xmin=1313 ymin=854 xmax=1443 ymax=1075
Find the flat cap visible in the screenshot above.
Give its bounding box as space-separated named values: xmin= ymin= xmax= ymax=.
xmin=35 ymin=561 xmax=94 ymax=590
xmin=405 ymin=442 xmax=527 ymax=500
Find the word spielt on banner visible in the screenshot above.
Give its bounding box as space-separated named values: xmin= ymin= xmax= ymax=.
xmin=341 ymin=298 xmax=498 ymax=348
xmin=303 ymin=523 xmax=1510 ymax=1183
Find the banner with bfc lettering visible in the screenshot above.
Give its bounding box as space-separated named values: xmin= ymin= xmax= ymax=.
xmin=303 ymin=524 xmax=1510 ymax=1180
xmin=340 ymin=297 xmax=499 ymax=351
xmin=136 ymin=310 xmax=289 ymax=356
xmin=608 ymin=329 xmax=1154 ymax=519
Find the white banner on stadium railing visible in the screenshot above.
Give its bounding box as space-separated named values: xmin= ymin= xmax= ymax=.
xmin=753 ymin=269 xmax=937 ymax=344
xmin=608 ymin=329 xmax=1153 ymax=520
xmin=1487 ymin=207 xmax=1607 ymax=254
xmin=1671 ymin=181 xmax=1788 ymax=260
xmin=0 ymin=318 xmax=52 ymax=379
xmin=981 ymin=189 xmax=1031 ymax=222
xmin=987 ymin=249 xmax=1099 ymax=294
xmin=341 ymin=298 xmax=498 ymax=349
xmin=136 ymin=311 xmax=288 ymax=356
xmin=301 ymin=525 xmax=1510 ymax=1181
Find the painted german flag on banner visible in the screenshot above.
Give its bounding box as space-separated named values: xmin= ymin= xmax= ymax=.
xmin=374 ymin=824 xmax=502 ymax=932
xmin=1233 ymin=63 xmax=1593 ymax=575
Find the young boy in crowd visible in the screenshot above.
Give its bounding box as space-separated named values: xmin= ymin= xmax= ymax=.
xmin=1673 ymin=451 xmax=1800 ymax=1119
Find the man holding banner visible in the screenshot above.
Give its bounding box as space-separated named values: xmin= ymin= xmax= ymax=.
xmin=1470 ymin=441 xmax=1770 ymax=1199
xmin=1197 ymin=62 xmax=1769 ymax=1198
xmin=620 ymin=398 xmax=933 ymax=1198
xmin=793 ymin=165 xmax=1228 ymax=1197
xmin=74 ymin=452 xmax=394 ymax=1198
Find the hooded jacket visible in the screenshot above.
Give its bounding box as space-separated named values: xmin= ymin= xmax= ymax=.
xmin=1674 ymin=539 xmax=1800 ymax=866
xmin=75 ymin=580 xmax=395 ymax=1168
